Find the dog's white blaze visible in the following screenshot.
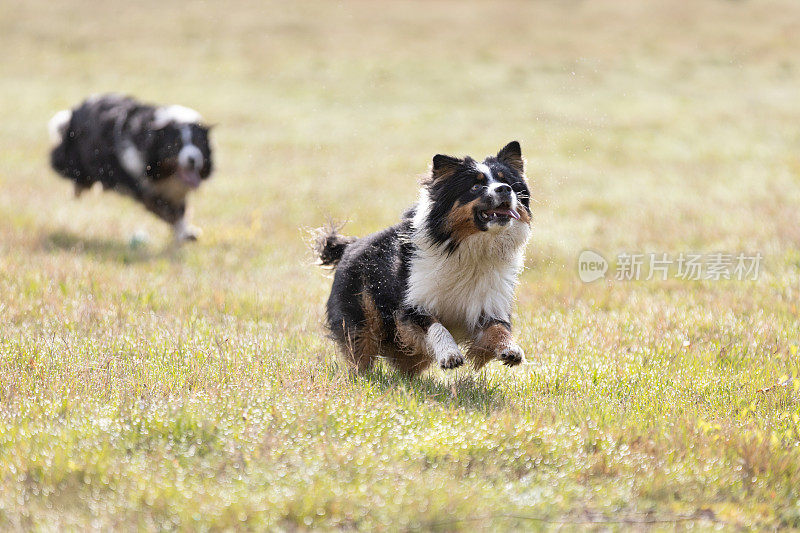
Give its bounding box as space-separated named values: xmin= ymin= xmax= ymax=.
xmin=425 ymin=323 xmax=461 ymax=363
xmin=487 ymin=181 xmax=519 ymax=210
xmin=152 ymin=105 xmax=203 ymax=129
xmin=177 ymin=125 xmax=204 ymax=171
xmin=475 ymin=162 xmax=493 ymax=181
xmin=178 ymin=145 xmax=203 ymax=169
xmin=48 ymin=109 xmax=72 ymax=144
xmin=118 ymin=143 xmax=145 ymax=177
xmin=408 ymin=190 xmax=531 ymax=339
xmin=487 ymin=180 xmax=508 ymax=195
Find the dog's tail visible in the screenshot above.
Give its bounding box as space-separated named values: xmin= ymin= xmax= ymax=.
xmin=313 ymin=223 xmax=356 ymax=268
xmin=48 ymin=109 xmax=72 ymax=145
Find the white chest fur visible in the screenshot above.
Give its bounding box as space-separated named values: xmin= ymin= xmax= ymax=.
xmin=406 ymin=204 xmax=530 ymax=340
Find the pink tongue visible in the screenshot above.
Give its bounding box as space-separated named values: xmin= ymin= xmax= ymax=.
xmin=489 ymin=208 xmax=520 ymax=220
xmin=178 ymin=168 xmax=201 ymax=188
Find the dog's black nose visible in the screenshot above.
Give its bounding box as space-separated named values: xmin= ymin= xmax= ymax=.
xmin=495 ymin=183 xmax=512 ymax=198
xmin=187 ymin=155 xmax=200 ymax=169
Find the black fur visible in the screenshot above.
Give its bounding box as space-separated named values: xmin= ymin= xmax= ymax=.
xmin=49 ymin=94 xmax=213 ymax=234
xmin=323 ymin=219 xmax=415 ymax=350
xmin=314 ymin=225 xmax=358 ymax=267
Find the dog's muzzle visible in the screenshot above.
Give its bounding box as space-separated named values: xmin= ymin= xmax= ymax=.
xmin=477 ymin=183 xmax=520 ymax=223
xmin=177 ymin=145 xmax=203 ymax=188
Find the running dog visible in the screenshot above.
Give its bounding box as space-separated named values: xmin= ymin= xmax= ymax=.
xmin=315 ymin=141 xmax=532 ymax=375
xmin=48 ymin=94 xmax=214 ymax=241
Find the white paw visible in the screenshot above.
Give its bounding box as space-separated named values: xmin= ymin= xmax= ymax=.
xmin=439 ymin=348 xmax=465 ymax=369
xmin=175 ymin=225 xmax=202 ymax=242
xmin=426 ymin=323 xmax=464 ymax=370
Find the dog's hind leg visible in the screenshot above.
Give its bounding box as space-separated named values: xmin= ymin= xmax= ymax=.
xmin=339 ymin=332 xmax=376 ymax=374
xmin=336 ymin=292 xmax=383 ymax=373
xmin=73 ymin=183 xmax=91 ymax=197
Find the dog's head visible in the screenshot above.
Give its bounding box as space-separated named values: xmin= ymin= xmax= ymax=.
xmin=145 ymin=105 xmax=213 ymax=187
xmin=416 ymin=141 xmax=531 ymax=253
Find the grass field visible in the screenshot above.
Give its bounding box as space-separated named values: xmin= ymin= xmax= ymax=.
xmin=2 ymin=0 xmax=800 ymax=530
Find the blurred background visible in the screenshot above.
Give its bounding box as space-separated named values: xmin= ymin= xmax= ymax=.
xmin=4 ymin=0 xmax=800 ymax=258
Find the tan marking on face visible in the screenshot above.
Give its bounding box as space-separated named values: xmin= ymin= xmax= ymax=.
xmin=466 ymin=323 xmax=515 ymax=368
xmin=476 ymin=172 xmax=487 ymax=182
xmin=447 ymin=198 xmax=482 ymax=242
xmin=517 ymin=205 xmax=532 ymax=224
xmin=497 ymin=171 xmax=504 ymax=179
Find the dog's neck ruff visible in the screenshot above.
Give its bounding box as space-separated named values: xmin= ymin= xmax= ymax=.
xmin=405 ymin=190 xmax=530 ymax=339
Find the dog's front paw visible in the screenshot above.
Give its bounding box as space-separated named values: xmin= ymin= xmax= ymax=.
xmin=497 ymin=344 xmax=525 ymax=366
xmin=175 ymin=225 xmax=202 ymax=243
xmin=439 ymin=348 xmax=465 ymax=370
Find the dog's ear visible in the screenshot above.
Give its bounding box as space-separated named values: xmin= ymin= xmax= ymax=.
xmin=497 ymin=141 xmax=524 ymax=175
xmin=431 ymin=154 xmax=462 ymax=181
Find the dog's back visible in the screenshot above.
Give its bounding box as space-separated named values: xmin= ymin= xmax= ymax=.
xmin=49 ymin=95 xmax=147 ymax=191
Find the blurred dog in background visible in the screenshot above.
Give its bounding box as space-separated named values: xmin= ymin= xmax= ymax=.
xmin=49 ymin=94 xmax=214 ymax=242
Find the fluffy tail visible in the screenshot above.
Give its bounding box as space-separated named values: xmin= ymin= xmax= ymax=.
xmin=48 ymin=109 xmax=72 ymax=145
xmin=313 ymin=224 xmax=356 ymax=268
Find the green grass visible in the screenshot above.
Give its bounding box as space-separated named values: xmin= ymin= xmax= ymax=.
xmin=2 ymin=0 xmax=800 ymax=529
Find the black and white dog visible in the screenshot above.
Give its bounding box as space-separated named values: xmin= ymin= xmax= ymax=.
xmin=48 ymin=94 xmax=213 ymax=241
xmin=315 ymin=142 xmax=532 ymax=375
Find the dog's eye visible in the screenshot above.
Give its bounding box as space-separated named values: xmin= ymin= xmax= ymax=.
xmin=471 ymin=183 xmax=483 ymax=192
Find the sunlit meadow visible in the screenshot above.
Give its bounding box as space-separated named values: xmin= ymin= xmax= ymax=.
xmin=1 ymin=0 xmax=800 ymax=530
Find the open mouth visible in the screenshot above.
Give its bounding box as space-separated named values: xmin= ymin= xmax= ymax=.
xmin=478 ymin=202 xmax=520 ymax=223
xmin=177 ymin=167 xmax=202 ymax=188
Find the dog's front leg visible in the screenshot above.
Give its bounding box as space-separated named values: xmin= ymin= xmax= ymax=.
xmin=172 ymin=209 xmax=202 ymax=242
xmin=140 ymin=194 xmax=201 ymax=242
xmin=467 ymin=319 xmax=525 ymax=369
xmin=426 ymin=322 xmax=464 ymax=369
xmin=397 ymin=308 xmax=464 ymax=370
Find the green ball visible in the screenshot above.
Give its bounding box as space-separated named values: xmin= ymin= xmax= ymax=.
xmin=129 ymin=230 xmax=149 ymax=249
